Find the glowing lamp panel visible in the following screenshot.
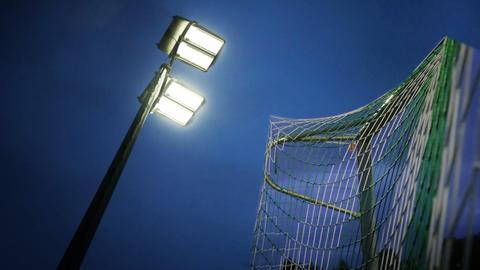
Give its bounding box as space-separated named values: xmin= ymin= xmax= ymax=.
xmin=154 ymin=96 xmax=194 ymax=126
xmin=164 ymin=80 xmax=204 ymax=111
xmin=184 ymin=25 xmax=224 ymax=56
xmin=176 ymin=42 xmax=215 ymax=71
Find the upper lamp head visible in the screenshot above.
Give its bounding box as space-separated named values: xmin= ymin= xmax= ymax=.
xmin=157 ymin=16 xmax=225 ymax=72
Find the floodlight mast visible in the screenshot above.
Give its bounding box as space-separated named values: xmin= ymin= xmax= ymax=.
xmin=57 ymin=64 xmax=170 ymax=270
xmin=58 ymin=16 xmax=223 ymax=269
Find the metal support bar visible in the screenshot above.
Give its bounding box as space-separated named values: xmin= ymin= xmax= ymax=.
xmin=269 ymin=135 xmax=355 ymax=147
xmin=264 ymin=174 xmax=360 ymax=218
xmin=58 ymin=65 xmax=169 ymax=270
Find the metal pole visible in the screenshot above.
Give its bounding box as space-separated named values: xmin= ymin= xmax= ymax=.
xmin=58 ymin=65 xmax=169 ymax=269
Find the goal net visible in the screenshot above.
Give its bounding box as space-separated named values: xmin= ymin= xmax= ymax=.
xmin=251 ymin=38 xmax=480 ymax=270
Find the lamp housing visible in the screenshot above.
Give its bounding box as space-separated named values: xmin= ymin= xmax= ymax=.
xmin=153 ymin=76 xmax=205 ymax=126
xmin=157 ymin=16 xmax=225 ymax=72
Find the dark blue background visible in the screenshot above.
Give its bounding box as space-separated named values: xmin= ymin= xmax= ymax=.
xmin=1 ymin=0 xmax=479 ymax=269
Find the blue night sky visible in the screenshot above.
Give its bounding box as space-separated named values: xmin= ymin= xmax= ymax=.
xmin=1 ymin=0 xmax=479 ymax=269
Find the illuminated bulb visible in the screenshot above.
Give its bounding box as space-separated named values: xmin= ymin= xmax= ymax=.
xmin=154 ymin=96 xmax=194 ymax=126
xmin=164 ymin=79 xmax=204 ymax=111
xmin=176 ymin=42 xmax=215 ymax=71
xmin=184 ymin=25 xmax=224 ymax=56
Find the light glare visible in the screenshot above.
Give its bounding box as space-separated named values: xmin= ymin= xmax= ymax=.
xmin=165 ymin=79 xmax=204 ymax=111
xmin=185 ymin=25 xmax=224 ymax=56
xmin=177 ymin=42 xmax=214 ymax=71
xmin=154 ymin=96 xmax=194 ymax=126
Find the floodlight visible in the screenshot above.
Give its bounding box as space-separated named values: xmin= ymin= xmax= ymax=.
xmin=154 ymin=96 xmax=194 ymax=126
xmin=60 ymin=15 xmax=225 ymax=269
xmin=164 ymin=77 xmax=204 ymax=111
xmin=176 ymin=42 xmax=215 ymax=71
xmin=154 ymin=77 xmax=205 ymax=126
xmin=157 ymin=16 xmax=225 ymax=71
xmin=183 ymin=25 xmax=224 ymax=56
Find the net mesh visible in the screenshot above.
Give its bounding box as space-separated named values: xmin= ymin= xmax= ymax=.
xmin=251 ymin=38 xmax=480 ymax=269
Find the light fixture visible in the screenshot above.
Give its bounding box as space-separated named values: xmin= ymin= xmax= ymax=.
xmin=176 ymin=42 xmax=216 ymax=71
xmin=163 ymin=77 xmax=204 ymax=111
xmin=153 ymin=76 xmax=205 ymax=126
xmin=157 ymin=16 xmax=225 ymax=71
xmin=184 ymin=25 xmax=224 ymax=55
xmin=154 ymin=96 xmax=194 ymax=126
xmin=59 ymin=15 xmax=224 ymax=269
